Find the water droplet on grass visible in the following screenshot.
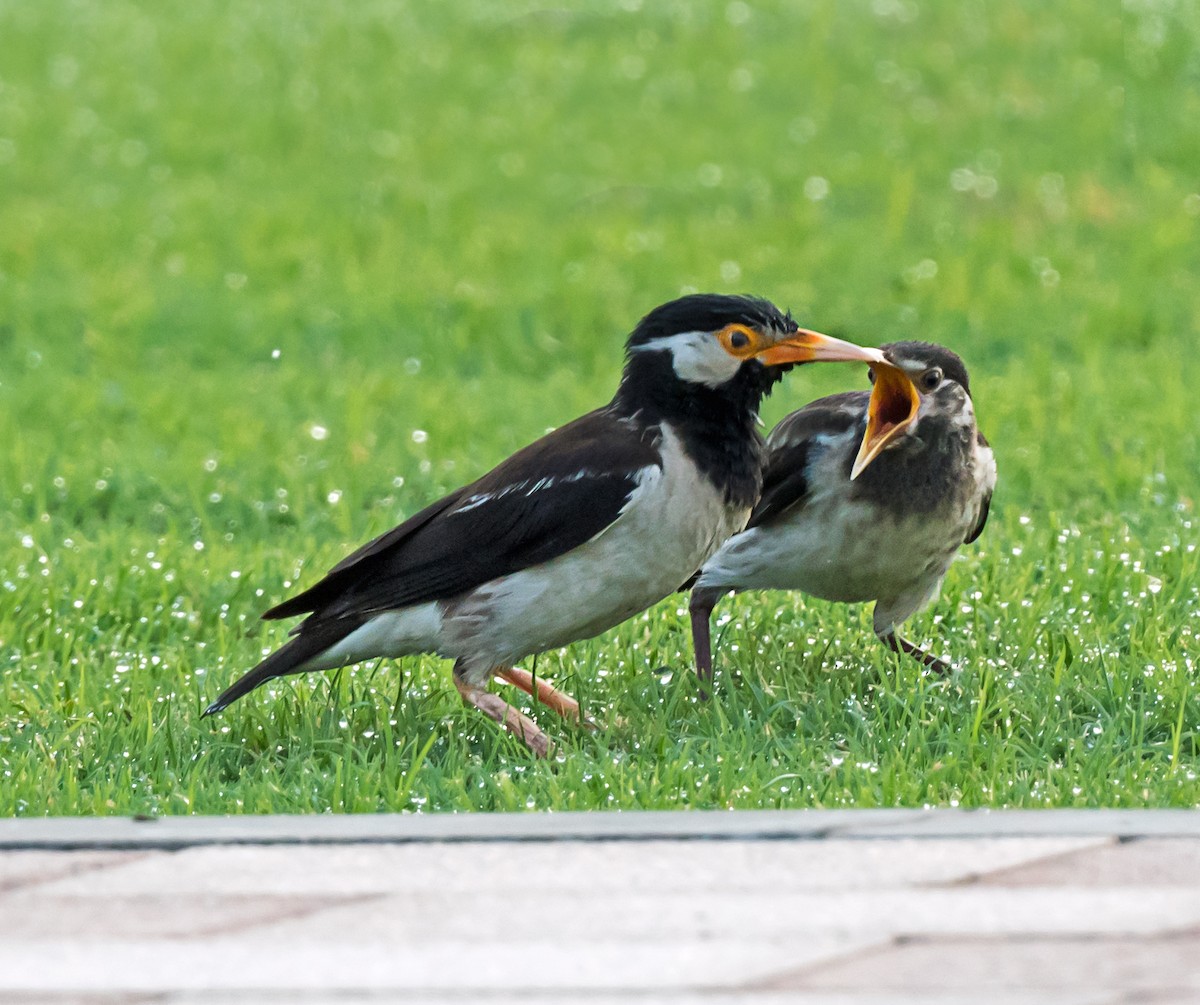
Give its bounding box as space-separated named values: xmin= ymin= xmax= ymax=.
xmin=804 ymin=176 xmax=830 ymax=201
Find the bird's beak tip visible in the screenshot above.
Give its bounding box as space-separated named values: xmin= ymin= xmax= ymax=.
xmin=757 ymin=330 xmax=885 ymax=367
xmin=851 ymin=361 xmax=921 ymax=478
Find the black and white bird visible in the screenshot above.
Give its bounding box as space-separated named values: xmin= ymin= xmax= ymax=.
xmin=203 ymin=294 xmax=884 ymax=755
xmin=689 ymin=340 xmax=996 ymax=685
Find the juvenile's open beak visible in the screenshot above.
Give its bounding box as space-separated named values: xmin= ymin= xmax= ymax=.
xmin=757 ymin=329 xmax=887 ymax=367
xmin=851 ymin=361 xmax=921 ymax=480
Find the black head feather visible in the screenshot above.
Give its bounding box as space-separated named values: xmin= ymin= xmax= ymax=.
xmin=881 ymin=341 xmax=972 ymax=396
xmin=612 ymin=294 xmax=802 ymax=508
xmin=625 ymin=293 xmax=796 ymax=350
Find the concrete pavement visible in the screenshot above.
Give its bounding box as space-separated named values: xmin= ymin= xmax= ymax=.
xmin=1 ymin=809 xmax=1198 ymax=1002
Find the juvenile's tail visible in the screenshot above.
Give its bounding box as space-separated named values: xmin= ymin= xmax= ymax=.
xmin=201 ymin=617 xmax=363 ymax=716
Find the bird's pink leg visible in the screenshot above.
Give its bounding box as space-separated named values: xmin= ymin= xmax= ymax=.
xmin=495 ymin=667 xmax=594 ymax=728
xmin=453 ymin=675 xmax=551 ymax=758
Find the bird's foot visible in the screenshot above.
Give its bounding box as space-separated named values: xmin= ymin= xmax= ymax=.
xmin=455 ymin=678 xmax=552 ymax=758
xmin=495 ymin=667 xmax=599 ymax=731
xmin=881 ymin=631 xmax=951 ymax=675
xmin=921 ymin=652 xmax=952 ymax=675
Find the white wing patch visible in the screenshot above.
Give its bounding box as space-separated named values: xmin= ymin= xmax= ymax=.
xmin=454 ymin=469 xmax=603 ymax=514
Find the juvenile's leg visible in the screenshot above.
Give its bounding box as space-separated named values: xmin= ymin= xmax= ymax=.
xmin=689 ymin=587 xmax=722 ymax=699
xmin=879 ymin=630 xmax=951 ymax=675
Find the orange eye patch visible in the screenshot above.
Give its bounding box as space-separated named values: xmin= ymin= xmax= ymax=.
xmin=717 ymin=324 xmax=763 ymax=358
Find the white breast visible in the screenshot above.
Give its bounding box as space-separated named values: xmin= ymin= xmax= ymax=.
xmin=698 ymin=427 xmax=994 ymax=631
xmin=445 ymin=424 xmax=748 ymax=683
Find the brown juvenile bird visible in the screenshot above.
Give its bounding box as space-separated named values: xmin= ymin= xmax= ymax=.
xmin=690 ymin=341 xmax=996 ymax=683
xmin=204 ymin=294 xmax=883 ymax=755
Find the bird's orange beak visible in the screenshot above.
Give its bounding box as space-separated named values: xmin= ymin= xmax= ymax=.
xmin=757 ymin=329 xmax=887 ymax=367
xmin=851 ymin=361 xmax=921 ymax=479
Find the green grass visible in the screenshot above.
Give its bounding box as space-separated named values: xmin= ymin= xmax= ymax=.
xmin=2 ymin=0 xmax=1199 ymax=814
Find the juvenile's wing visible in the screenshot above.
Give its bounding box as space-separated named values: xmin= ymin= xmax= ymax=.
xmin=964 ymin=493 xmax=991 ymax=545
xmin=266 ymin=408 xmax=663 ymax=622
xmin=963 ymin=430 xmax=994 ymax=545
xmin=747 ymin=391 xmax=868 ymax=529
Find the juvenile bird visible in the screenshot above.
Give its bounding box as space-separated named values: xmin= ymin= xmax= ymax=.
xmin=203 ymin=294 xmax=883 ymax=755
xmin=690 ymin=341 xmax=995 ymax=684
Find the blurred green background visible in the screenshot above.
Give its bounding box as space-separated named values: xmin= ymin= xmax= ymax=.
xmin=2 ymin=0 xmax=1198 ymax=813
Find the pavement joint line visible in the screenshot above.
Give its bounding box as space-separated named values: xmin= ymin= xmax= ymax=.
xmin=2 ymin=809 xmax=1199 ymax=850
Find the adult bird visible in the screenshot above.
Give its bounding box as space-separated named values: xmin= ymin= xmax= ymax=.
xmin=203 ymin=294 xmax=884 ymax=755
xmin=690 ymin=340 xmax=996 ymax=686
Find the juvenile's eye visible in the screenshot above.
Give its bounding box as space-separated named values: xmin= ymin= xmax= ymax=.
xmin=867 ymin=368 xmax=876 ymax=384
xmin=921 ymin=368 xmax=943 ymax=391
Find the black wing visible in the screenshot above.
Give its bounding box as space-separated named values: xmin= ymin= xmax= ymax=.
xmin=746 ymin=391 xmax=867 ymax=529
xmin=265 ymin=407 xmax=662 ymax=621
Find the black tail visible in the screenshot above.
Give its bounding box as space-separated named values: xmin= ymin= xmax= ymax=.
xmin=201 ymin=617 xmax=363 ymax=716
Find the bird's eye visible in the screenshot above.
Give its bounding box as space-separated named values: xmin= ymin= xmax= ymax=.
xmin=867 ymin=368 xmax=876 ymax=384
xmin=921 ymin=368 xmax=943 ymax=391
xmin=718 ymin=324 xmax=760 ymax=357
